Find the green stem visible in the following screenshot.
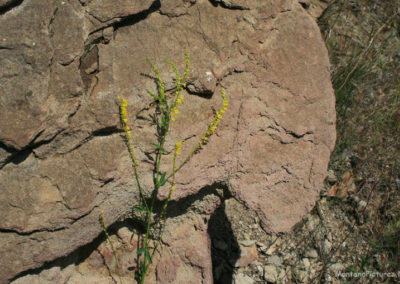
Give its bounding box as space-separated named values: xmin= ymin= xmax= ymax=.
xmin=127 ymin=142 xmax=149 ymax=212
xmin=138 ymin=49 xmax=191 ymax=282
xmin=152 ymin=145 xmax=178 ymax=258
xmin=141 ymin=116 xmax=170 ymax=281
xmin=100 ymin=212 xmax=122 ymax=284
xmin=166 ymin=141 xmax=202 ymax=181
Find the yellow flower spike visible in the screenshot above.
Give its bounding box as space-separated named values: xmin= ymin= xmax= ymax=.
xmin=197 ymin=87 xmax=229 ymax=146
xmin=175 ymin=141 xmax=182 ymax=156
xmin=118 ymin=96 xmax=142 ymax=201
xmin=183 ymin=46 xmax=190 ymax=82
xmin=119 ymin=97 xmax=129 ymax=128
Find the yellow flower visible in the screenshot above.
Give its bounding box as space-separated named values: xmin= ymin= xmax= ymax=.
xmin=183 ymin=46 xmax=190 ymax=82
xmin=199 ymin=88 xmax=228 ymax=145
xmin=170 ymin=92 xmax=184 ymax=122
xmin=175 ymin=141 xmax=182 ymax=156
xmin=119 ymin=97 xmax=129 ymax=126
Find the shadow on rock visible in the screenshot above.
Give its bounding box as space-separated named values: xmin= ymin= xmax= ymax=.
xmin=208 ymin=201 xmax=240 ymax=284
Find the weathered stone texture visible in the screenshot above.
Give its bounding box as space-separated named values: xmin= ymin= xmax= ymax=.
xmin=0 ymin=0 xmax=335 ymax=282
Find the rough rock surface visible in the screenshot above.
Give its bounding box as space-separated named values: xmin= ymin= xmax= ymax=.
xmin=0 ymin=0 xmax=335 ymax=282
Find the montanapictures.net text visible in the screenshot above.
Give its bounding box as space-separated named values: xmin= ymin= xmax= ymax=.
xmin=336 ymin=271 xmax=400 ymax=279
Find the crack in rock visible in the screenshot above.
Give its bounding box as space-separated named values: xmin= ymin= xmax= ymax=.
xmin=85 ymin=0 xmax=161 ymax=35
xmin=0 ymin=225 xmax=67 ymax=236
xmin=0 ymin=129 xmax=62 ymax=169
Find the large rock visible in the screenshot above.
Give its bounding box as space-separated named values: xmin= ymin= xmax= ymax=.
xmin=0 ymin=0 xmax=335 ymax=282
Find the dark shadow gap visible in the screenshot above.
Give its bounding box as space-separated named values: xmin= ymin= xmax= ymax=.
xmin=209 ymin=0 xmax=250 ymax=10
xmin=113 ymin=0 xmax=161 ymax=30
xmin=143 ymin=182 xmax=231 ymax=220
xmin=9 ymin=219 xmax=144 ymax=283
xmin=92 ymin=126 xmax=123 ymax=137
xmin=0 ymin=130 xmax=63 ymax=169
xmin=0 ymin=0 xmax=23 ymax=15
xmin=9 ymin=230 xmax=106 ymax=282
xmin=185 ymin=84 xmax=214 ymax=99
xmin=208 ymin=201 xmax=240 ymax=283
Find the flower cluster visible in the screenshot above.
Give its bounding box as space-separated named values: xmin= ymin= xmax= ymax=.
xmin=146 ymin=58 xmax=165 ymax=99
xmin=201 ymin=88 xmax=228 ymax=144
xmin=167 ymin=47 xmax=189 ymax=122
xmin=119 ymin=97 xmax=139 ymax=169
xmin=175 ymin=140 xmax=182 ymax=156
xmin=170 ymin=92 xmax=184 ymax=121
xmin=183 ymin=47 xmax=190 ymax=85
xmin=119 ymin=97 xmax=132 ymax=140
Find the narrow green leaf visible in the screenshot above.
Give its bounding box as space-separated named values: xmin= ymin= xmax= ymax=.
xmin=149 ymin=142 xmax=158 ymax=147
xmin=159 ymin=172 xmax=167 ymax=186
xmin=149 ymin=142 xmax=165 ymax=153
xmin=143 ymin=263 xmax=150 ymax=274
xmin=161 ymin=115 xmax=168 ymax=128
xmin=145 ymin=250 xmax=153 ymax=264
xmin=146 ymin=89 xmax=159 ymax=101
xmin=133 ymin=205 xmax=146 ymax=212
xmin=137 ymin=248 xmax=146 ymax=255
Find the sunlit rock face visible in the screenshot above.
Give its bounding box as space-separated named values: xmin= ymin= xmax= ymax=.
xmin=0 ymin=0 xmax=335 ymax=282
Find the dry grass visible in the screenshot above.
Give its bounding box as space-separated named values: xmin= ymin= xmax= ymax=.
xmin=319 ymin=0 xmax=400 ymax=275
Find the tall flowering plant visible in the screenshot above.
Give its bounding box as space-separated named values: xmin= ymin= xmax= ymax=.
xmin=101 ymin=48 xmax=228 ymax=284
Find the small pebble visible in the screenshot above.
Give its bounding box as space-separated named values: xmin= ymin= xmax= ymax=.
xmin=240 ymin=240 xmax=256 ymax=247
xmin=233 ymin=273 xmax=254 ymax=284
xmin=358 ymin=200 xmax=367 ymax=209
xmin=302 ymin=258 xmax=310 ymax=269
xmin=264 ymin=265 xmax=278 ymax=283
xmin=322 ymin=239 xmax=332 ymax=255
xmin=326 ymin=170 xmax=337 ymax=183
xmin=267 ymin=255 xmax=282 ymax=266
xmin=306 ymin=249 xmax=319 ymax=258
